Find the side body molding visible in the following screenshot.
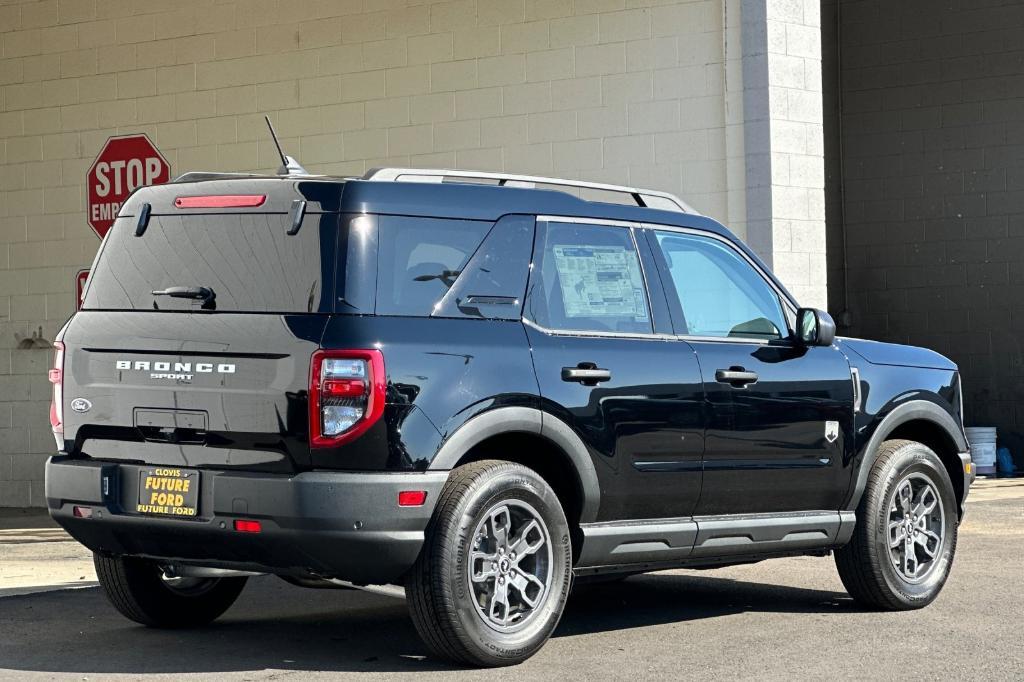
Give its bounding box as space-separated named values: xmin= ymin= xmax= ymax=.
xmin=428 ymin=406 xmax=602 ymax=523
xmin=845 ymin=399 xmax=968 ymax=512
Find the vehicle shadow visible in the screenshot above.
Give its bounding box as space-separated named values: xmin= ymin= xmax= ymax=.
xmin=0 ymin=572 xmax=856 ymax=676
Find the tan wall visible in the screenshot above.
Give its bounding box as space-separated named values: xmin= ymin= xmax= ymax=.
xmin=0 ymin=0 xmax=734 ymax=506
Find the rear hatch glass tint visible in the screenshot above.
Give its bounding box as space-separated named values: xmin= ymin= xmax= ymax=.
xmin=83 ymin=213 xmax=337 ymax=313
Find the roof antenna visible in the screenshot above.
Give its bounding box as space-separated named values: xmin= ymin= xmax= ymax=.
xmin=265 ymin=115 xmax=308 ymax=176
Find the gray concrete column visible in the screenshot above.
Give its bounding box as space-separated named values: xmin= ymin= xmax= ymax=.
xmin=738 ymin=0 xmax=827 ymax=308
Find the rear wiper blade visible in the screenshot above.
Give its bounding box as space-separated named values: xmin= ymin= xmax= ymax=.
xmin=151 ymin=286 xmax=216 ymax=310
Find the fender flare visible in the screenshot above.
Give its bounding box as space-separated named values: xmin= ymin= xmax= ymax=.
xmin=428 ymin=406 xmax=601 ymax=523
xmin=845 ymin=399 xmax=967 ymax=511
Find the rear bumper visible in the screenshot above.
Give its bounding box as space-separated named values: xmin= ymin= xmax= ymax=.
xmin=45 ymin=456 xmax=447 ymax=584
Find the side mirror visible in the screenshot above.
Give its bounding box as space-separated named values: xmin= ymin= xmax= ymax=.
xmin=796 ymin=308 xmax=836 ymax=347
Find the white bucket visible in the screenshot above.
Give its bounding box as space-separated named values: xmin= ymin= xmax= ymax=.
xmin=966 ymin=427 xmax=997 ymax=471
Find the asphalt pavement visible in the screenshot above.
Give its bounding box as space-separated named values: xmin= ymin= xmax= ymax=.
xmin=1 ymin=479 xmax=1021 ymax=680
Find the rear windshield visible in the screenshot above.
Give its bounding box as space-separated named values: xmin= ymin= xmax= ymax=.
xmin=83 ymin=213 xmax=336 ymax=313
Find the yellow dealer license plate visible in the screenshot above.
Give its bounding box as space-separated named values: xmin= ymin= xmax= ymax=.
xmin=137 ymin=468 xmax=200 ymax=517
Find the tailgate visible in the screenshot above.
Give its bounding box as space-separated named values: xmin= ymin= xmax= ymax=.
xmin=60 ymin=311 xmax=327 ymax=472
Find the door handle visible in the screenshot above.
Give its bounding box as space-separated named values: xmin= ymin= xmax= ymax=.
xmin=562 ymin=364 xmax=611 ymax=386
xmin=715 ymin=367 xmax=758 ymax=387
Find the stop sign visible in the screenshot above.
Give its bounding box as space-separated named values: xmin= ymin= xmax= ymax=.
xmin=86 ymin=134 xmax=170 ymax=239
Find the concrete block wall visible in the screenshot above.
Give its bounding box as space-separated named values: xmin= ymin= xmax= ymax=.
xmin=825 ymin=0 xmax=1024 ymax=444
xmin=740 ymin=0 xmax=826 ymax=308
xmin=0 ymin=0 xmax=736 ymax=506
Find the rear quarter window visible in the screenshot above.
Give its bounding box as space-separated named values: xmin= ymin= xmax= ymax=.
xmin=375 ymin=215 xmax=491 ymax=316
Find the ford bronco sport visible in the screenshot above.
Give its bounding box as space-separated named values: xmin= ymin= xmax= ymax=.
xmin=46 ymin=167 xmax=973 ymax=667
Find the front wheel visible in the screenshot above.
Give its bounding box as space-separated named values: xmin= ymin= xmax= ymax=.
xmin=406 ymin=460 xmax=573 ymax=667
xmin=94 ymin=554 xmax=247 ymax=628
xmin=836 ymin=439 xmax=958 ymax=610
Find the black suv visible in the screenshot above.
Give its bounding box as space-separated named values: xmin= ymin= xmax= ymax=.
xmin=46 ymin=167 xmax=973 ymax=667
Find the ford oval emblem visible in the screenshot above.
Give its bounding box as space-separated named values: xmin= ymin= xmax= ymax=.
xmin=70 ymin=398 xmax=92 ymax=413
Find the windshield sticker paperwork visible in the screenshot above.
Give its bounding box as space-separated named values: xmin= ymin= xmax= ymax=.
xmin=552 ymin=245 xmax=648 ymax=320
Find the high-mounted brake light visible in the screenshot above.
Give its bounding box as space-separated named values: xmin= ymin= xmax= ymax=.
xmin=48 ymin=341 xmax=64 ymax=448
xmin=174 ymin=194 xmax=266 ymax=209
xmin=309 ymin=349 xmax=386 ymax=448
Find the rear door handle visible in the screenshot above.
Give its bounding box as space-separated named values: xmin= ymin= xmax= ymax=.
xmin=715 ymin=367 xmax=759 ymax=387
xmin=562 ymin=364 xmax=611 ymax=386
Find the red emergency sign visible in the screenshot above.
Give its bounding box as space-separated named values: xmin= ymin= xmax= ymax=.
xmin=86 ymin=134 xmax=170 ymax=239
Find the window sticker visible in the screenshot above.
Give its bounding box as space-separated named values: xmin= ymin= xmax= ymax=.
xmin=552 ymin=245 xmax=648 ymax=319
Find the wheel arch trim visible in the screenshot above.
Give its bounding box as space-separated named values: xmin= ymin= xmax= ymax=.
xmin=846 ymin=399 xmax=967 ymax=512
xmin=428 ymin=406 xmax=601 ymax=523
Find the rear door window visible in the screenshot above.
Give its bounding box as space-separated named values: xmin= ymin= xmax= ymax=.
xmin=526 ymin=221 xmax=652 ymax=334
xmin=83 ymin=212 xmax=337 ymax=313
xmin=375 ymin=215 xmax=491 ymax=316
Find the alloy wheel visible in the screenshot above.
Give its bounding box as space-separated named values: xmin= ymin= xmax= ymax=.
xmin=467 ymin=499 xmax=553 ymax=632
xmin=886 ymin=473 xmax=945 ymax=583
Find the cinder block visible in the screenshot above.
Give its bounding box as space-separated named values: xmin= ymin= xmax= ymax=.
xmin=412 ymin=92 xmax=456 ymax=124
xmin=434 ymin=119 xmax=482 ymax=151
xmin=456 ymin=147 xmax=504 ymax=172
xmin=215 ymin=85 xmax=257 ymax=115
xmin=385 ymin=65 xmax=430 ymax=97
xmin=343 ymin=128 xmax=388 ymax=160
xmin=602 ymin=71 xmax=653 ymax=104
xmin=366 ymin=97 xmax=411 ymax=128
xmin=322 ymin=102 xmax=366 ymax=132
xmin=454 ymin=26 xmax=501 ymax=60
xmin=408 ymin=33 xmax=454 ymax=65
xmin=575 ymin=42 xmax=625 ymax=77
xmin=389 ymin=124 xmax=434 ymax=156
xmin=550 ymin=15 xmax=599 ymax=48
xmin=604 ymin=134 xmax=654 ymax=167
xmin=478 ymin=54 xmax=526 ymax=87
xmin=60 ymin=48 xmax=96 ymax=78
xmin=299 ymin=75 xmax=343 ymax=106
xmin=431 ymin=60 xmax=478 ymax=93
xmin=481 ymin=114 xmax=529 ymax=147
xmin=341 ymin=70 xmax=385 ymax=102
xmin=431 ymin=1 xmax=477 ymax=34
xmin=0 ymin=481 xmax=31 ymax=507
xmin=552 ymin=76 xmax=601 ymax=111
xmin=175 ymin=91 xmax=216 ymax=120
xmin=502 ymin=81 xmax=551 ymax=115
xmin=528 ymin=110 xmax=577 ymax=143
xmin=364 ymin=39 xmax=408 ymax=70
xmin=505 ymin=142 xmax=553 ymax=175
xmin=626 ymin=36 xmax=678 ymax=73
xmin=478 ymin=0 xmax=526 ymax=27
xmin=385 ymin=5 xmax=430 ymax=39
xmin=598 ymin=8 xmax=651 ymax=44
xmin=455 ymin=88 xmax=501 ymax=120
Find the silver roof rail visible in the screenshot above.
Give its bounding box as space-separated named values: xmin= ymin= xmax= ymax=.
xmin=362 ymin=167 xmax=698 ymax=214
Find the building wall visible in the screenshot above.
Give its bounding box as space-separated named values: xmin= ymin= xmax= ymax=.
xmin=739 ymin=0 xmax=826 ymax=308
xmin=826 ymin=0 xmax=1024 ymax=448
xmin=0 ymin=0 xmax=741 ymax=506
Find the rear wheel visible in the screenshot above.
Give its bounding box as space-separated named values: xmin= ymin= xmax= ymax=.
xmin=836 ymin=440 xmax=958 ymax=610
xmin=406 ymin=460 xmax=572 ymax=667
xmin=94 ymin=553 xmax=247 ymax=628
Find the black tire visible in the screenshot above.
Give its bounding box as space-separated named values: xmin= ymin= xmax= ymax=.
xmin=406 ymin=460 xmax=573 ymax=667
xmin=836 ymin=439 xmax=958 ymax=610
xmin=94 ymin=553 xmax=247 ymax=628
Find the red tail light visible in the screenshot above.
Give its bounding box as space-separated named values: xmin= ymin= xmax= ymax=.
xmin=233 ymin=519 xmax=262 ymax=533
xmin=309 ymin=349 xmax=385 ymax=448
xmin=49 ymin=341 xmax=65 ymax=447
